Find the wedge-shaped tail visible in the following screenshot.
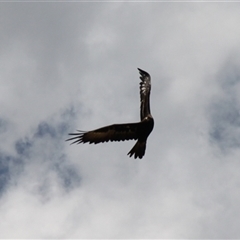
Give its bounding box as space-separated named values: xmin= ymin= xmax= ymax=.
xmin=127 ymin=140 xmax=146 ymax=159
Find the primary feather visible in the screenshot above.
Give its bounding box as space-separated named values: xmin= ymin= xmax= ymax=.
xmin=67 ymin=122 xmax=139 ymax=144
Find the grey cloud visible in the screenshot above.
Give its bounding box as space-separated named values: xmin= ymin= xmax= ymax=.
xmin=1 ymin=2 xmax=240 ymax=238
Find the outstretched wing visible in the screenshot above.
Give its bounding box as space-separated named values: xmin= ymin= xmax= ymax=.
xmin=66 ymin=122 xmax=140 ymax=145
xmin=138 ymin=68 xmax=152 ymax=120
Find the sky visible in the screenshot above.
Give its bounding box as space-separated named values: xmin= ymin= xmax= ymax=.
xmin=1 ymin=2 xmax=240 ymax=238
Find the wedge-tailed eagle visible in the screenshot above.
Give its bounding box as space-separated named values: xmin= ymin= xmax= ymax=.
xmin=67 ymin=68 xmax=154 ymax=159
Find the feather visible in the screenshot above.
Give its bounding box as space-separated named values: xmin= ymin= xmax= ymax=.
xmin=67 ymin=123 xmax=139 ymax=144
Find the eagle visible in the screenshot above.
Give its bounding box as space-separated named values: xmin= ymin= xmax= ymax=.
xmin=67 ymin=68 xmax=154 ymax=159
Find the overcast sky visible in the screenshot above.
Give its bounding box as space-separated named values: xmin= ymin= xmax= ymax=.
xmin=1 ymin=2 xmax=240 ymax=238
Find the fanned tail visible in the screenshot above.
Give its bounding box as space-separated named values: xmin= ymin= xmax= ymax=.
xmin=127 ymin=141 xmax=146 ymax=159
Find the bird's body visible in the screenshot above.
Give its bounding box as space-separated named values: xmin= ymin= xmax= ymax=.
xmin=67 ymin=68 xmax=154 ymax=159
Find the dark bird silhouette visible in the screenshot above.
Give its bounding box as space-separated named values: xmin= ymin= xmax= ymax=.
xmin=67 ymin=68 xmax=154 ymax=159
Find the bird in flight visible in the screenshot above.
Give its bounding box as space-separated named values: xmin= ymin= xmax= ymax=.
xmin=67 ymin=68 xmax=154 ymax=159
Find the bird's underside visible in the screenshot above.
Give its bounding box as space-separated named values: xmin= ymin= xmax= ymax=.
xmin=67 ymin=68 xmax=154 ymax=159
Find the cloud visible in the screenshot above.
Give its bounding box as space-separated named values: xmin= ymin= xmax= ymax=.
xmin=1 ymin=2 xmax=240 ymax=238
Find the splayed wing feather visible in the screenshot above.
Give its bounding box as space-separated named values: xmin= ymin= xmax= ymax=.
xmin=66 ymin=123 xmax=139 ymax=144
xmin=138 ymin=68 xmax=151 ymax=120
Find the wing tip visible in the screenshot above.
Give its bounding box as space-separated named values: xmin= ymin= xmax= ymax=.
xmin=66 ymin=130 xmax=85 ymax=144
xmin=137 ymin=68 xmax=150 ymax=78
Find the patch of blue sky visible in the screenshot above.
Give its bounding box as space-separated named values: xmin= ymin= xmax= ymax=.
xmin=53 ymin=154 xmax=81 ymax=191
xmin=0 ymin=153 xmax=24 ymax=195
xmin=209 ymin=59 xmax=240 ymax=151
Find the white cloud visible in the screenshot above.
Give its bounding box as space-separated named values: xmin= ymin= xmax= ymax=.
xmin=1 ymin=2 xmax=240 ymax=238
